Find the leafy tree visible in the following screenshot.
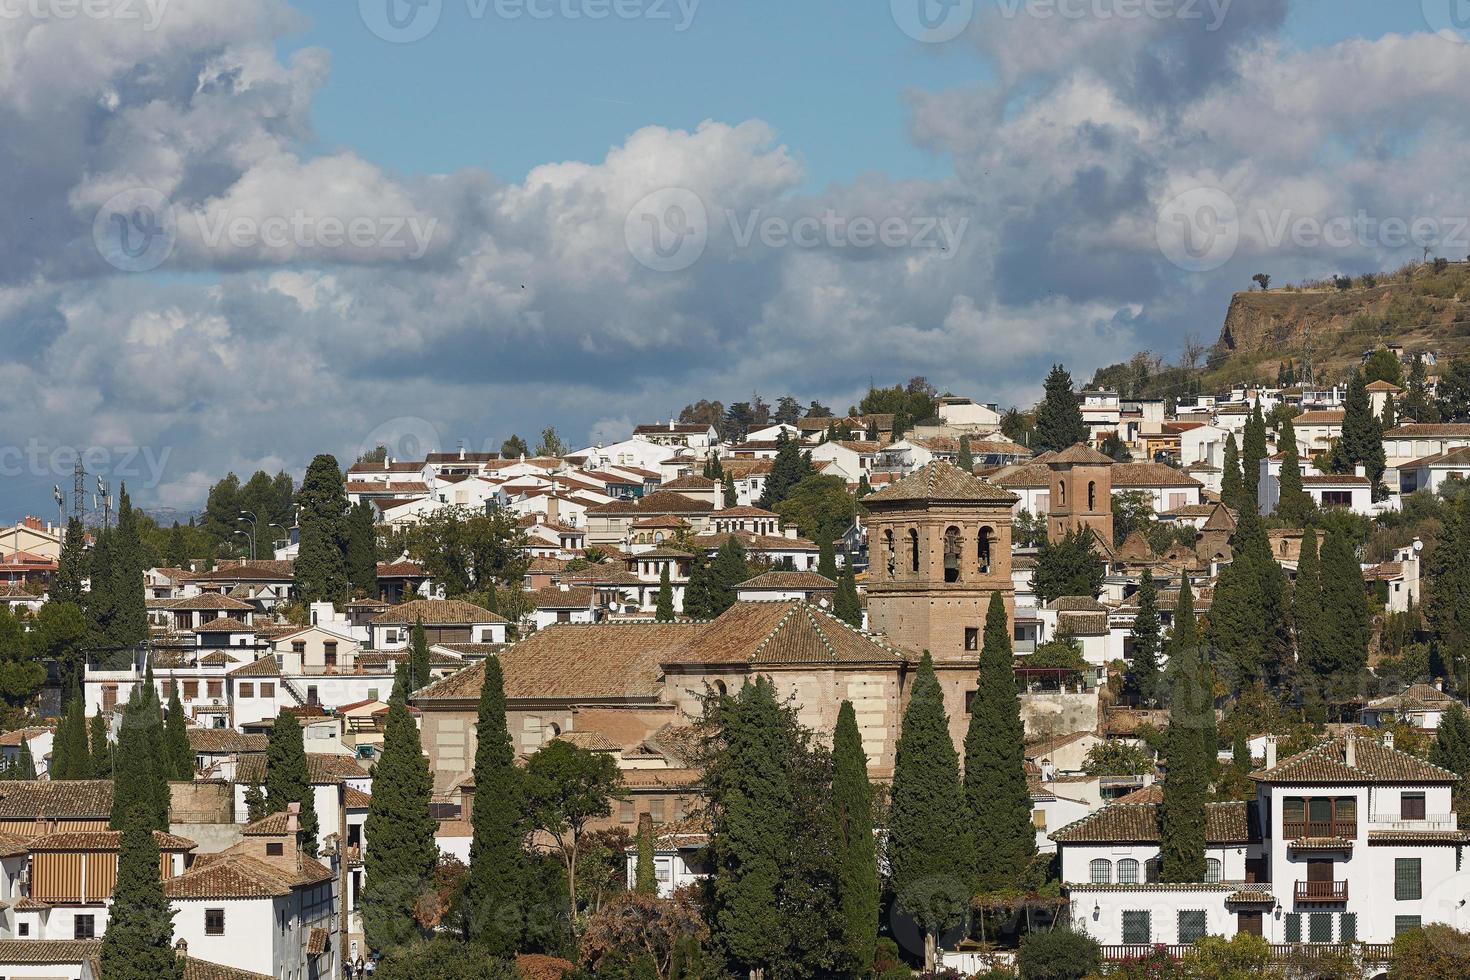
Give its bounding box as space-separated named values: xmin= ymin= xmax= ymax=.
xmin=1035 ymin=365 xmax=1087 ymax=452
xmin=345 ymin=500 xmax=379 ymax=597
xmin=0 ymin=607 xmax=44 ymax=721
xmin=295 ymin=454 xmax=350 ymax=604
xmin=50 ymin=684 xmax=89 ymax=780
xmin=964 ymin=593 xmax=1035 ymax=891
xmin=85 ymin=526 xmax=117 ymax=650
xmin=1293 ymin=528 xmax=1329 ymax=697
xmin=1017 ymin=929 xmax=1101 ymax=980
xmin=723 ymin=472 xmax=737 ymax=507
xmin=365 ymin=696 xmax=440 ymax=954
xmin=831 ymin=702 xmax=877 ymax=974
xmin=31 ymin=600 xmax=88 ymax=693
xmin=1363 ymin=348 xmax=1405 ymax=386
xmin=1081 ymin=742 xmax=1154 ymax=777
xmin=1252 ymin=272 xmax=1271 ymax=291
xmin=524 ymin=740 xmax=624 ymax=934
xmin=404 ymin=505 xmax=529 ymax=599
xmin=1390 ymin=925 xmax=1470 ymax=979
xmin=1123 ymin=570 xmax=1162 ymax=707
xmin=265 ymin=710 xmax=320 ymax=856
xmin=1242 ymin=405 xmax=1267 ymax=500
xmin=463 ymin=657 xmax=529 ymax=955
xmin=1428 ymin=497 xmax=1470 ymax=685
xmin=759 ymin=432 xmax=813 ymax=510
xmin=888 ymin=653 xmax=973 ymax=971
xmin=655 ymin=565 xmax=675 ymax=622
xmin=682 ymin=556 xmax=715 ymax=620
xmin=501 ymin=434 xmax=530 ymax=458
xmin=100 ymin=812 xmax=183 ymax=980
xmin=1099 ymin=432 xmax=1133 ymax=462
xmin=537 ymin=427 xmax=568 ymax=457
xmin=164 ymin=684 xmax=193 ymax=780
xmin=375 ymin=937 xmax=519 ymax=980
xmin=1161 ymin=580 xmax=1210 ymax=882
xmin=773 ymin=475 xmax=858 ymax=547
xmin=834 ymin=567 xmax=862 ymax=628
xmin=1034 ymin=528 xmax=1104 ymax=603
xmin=1274 ymin=418 xmax=1314 ymax=525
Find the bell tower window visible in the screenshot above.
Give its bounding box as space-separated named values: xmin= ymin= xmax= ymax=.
xmin=908 ymin=529 xmax=920 ymax=574
xmin=978 ymin=527 xmax=993 ymax=575
xmin=1088 ymin=480 xmax=1097 ymax=511
xmin=944 ymin=527 xmax=962 ymax=583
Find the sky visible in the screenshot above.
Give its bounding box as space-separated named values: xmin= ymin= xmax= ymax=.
xmin=2 ymin=0 xmax=1469 ymax=520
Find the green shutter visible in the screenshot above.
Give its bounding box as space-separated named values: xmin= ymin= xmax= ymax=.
xmin=1309 ymin=913 xmax=1333 ymax=943
xmin=1123 ymin=910 xmax=1151 ymax=945
xmin=1285 ymin=913 xmax=1302 ymax=943
xmin=1395 ymin=915 xmax=1423 ymax=937
xmin=1396 ymin=858 xmax=1423 ymax=900
xmin=1340 ymin=913 xmax=1357 ymax=942
xmin=1178 ymin=910 xmax=1207 ymax=945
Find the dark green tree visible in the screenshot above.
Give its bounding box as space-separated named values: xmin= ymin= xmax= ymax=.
xmin=888 ymin=653 xmax=973 ymax=971
xmin=524 ymin=740 xmax=624 ymax=934
xmin=410 ymin=619 xmax=431 ymax=693
xmin=634 ymin=815 xmax=658 ymax=896
xmin=1242 ymin=405 xmax=1267 ymax=499
xmin=265 ymin=710 xmax=320 ymax=856
xmin=1428 ymin=498 xmax=1470 ymax=685
xmin=759 ymin=432 xmax=811 ymax=510
xmin=1123 ymin=570 xmax=1162 ymax=707
xmin=1382 ymin=393 xmax=1397 ymax=430
xmin=1334 ymin=372 xmax=1387 ymax=489
xmin=964 ymin=593 xmax=1036 ymax=892
xmin=30 ymin=600 xmax=88 ymax=693
xmin=831 ymin=701 xmax=878 ymax=975
xmin=295 ymin=454 xmax=350 ymax=604
xmin=1432 ymin=704 xmax=1470 ymax=822
xmin=10 ymin=740 xmax=35 ymax=780
xmin=0 ymin=606 xmax=44 ymax=720
xmin=834 ymin=567 xmax=862 ymax=628
xmin=110 ymin=485 xmax=148 ymax=647
xmin=1405 ymin=354 xmax=1438 ymax=423
xmin=100 ymin=812 xmax=183 ymax=980
xmin=85 ymin=526 xmax=117 ymax=649
xmin=365 ymin=696 xmax=439 ymax=954
xmin=723 ymin=472 xmax=738 ymax=507
xmin=1035 ymin=365 xmax=1087 ymax=452
xmin=1161 ymin=579 xmax=1210 ymax=883
xmin=655 ymin=565 xmax=675 ymax=622
xmin=1220 ymin=434 xmax=1245 ymax=511
xmin=52 ymin=686 xmax=90 ymax=780
xmin=1317 ymin=529 xmax=1370 ymax=705
xmin=957 ymin=436 xmax=974 ymax=473
xmin=463 ymin=657 xmax=529 ymax=955
xmin=1034 ymin=527 xmax=1105 ymax=603
xmin=501 ymin=434 xmax=529 ymax=458
xmin=346 ymin=500 xmax=379 ymax=597
xmin=817 ymin=537 xmax=838 ymax=581
xmin=53 ymin=516 xmax=87 ymax=606
xmin=164 ymin=684 xmax=193 ymax=780
xmin=89 ymin=712 xmax=112 ymax=778
xmin=706 ymin=538 xmax=750 ymax=617
xmin=1274 ymin=418 xmax=1314 ymax=525
xmin=110 ymin=683 xmax=169 ymax=832
xmin=165 ymin=521 xmax=189 ymax=568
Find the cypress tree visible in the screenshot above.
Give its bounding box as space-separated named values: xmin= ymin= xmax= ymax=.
xmin=364 ymin=695 xmax=439 ymax=954
xmin=1428 ymin=498 xmax=1470 ymax=682
xmin=166 ymin=521 xmax=189 ymax=569
xmin=1124 ymin=570 xmax=1162 ymax=707
xmin=345 ymin=500 xmax=379 ymax=597
xmin=682 ymin=556 xmax=713 ymax=620
xmin=13 ymin=740 xmax=35 ymax=780
xmin=957 ymin=436 xmax=974 ymax=473
xmin=100 ymin=812 xmax=183 ymax=980
xmin=831 ymin=701 xmax=878 ymax=974
xmin=964 ymin=593 xmax=1036 ymax=892
xmin=634 ymin=815 xmax=658 ymax=896
xmin=1220 ymin=434 xmax=1245 ymax=510
xmin=53 ymin=517 xmax=87 ymax=607
xmin=265 ymin=710 xmax=319 ymax=855
xmin=111 ymin=486 xmax=148 ymax=648
xmin=1169 ymin=577 xmax=1216 ymax=775
xmin=409 ymin=619 xmax=431 ymax=692
xmin=1318 ymin=529 xmax=1370 ymax=705
xmin=818 ymin=537 xmax=838 ymax=581
xmin=707 ymin=538 xmax=750 ymax=617
xmin=164 ymin=684 xmax=193 ymax=780
xmin=723 ymin=473 xmax=738 ymax=507
xmin=1335 ymin=371 xmax=1387 ymax=488
xmin=834 ymin=567 xmax=862 ymax=628
xmin=1294 ymin=528 xmax=1328 ymax=684
xmin=1382 ymin=393 xmax=1397 ymax=430
xmin=463 ymin=657 xmax=528 ymax=955
xmin=51 ymin=689 xmax=86 ymax=780
xmin=1242 ymin=405 xmax=1267 ymax=500
xmin=111 ymin=682 xmax=170 ymax=831
xmin=1035 ymin=365 xmax=1087 ymax=452
xmin=1161 ymin=579 xmax=1209 ymax=882
xmin=1405 ymin=355 xmax=1437 ymax=423
xmin=1275 ymin=418 xmax=1314 ymax=525
xmin=759 ymin=432 xmax=805 ymax=510
xmin=655 ymin=565 xmax=675 ymax=622
xmin=889 ymin=653 xmax=973 ymax=971
xmin=295 ymin=454 xmax=350 ymax=604
xmin=86 ymin=526 xmax=117 ymax=649
xmin=1432 ymin=704 xmax=1470 ymax=821
xmin=90 ymin=713 xmax=112 ymax=778
xmin=709 ymin=676 xmax=790 ymax=980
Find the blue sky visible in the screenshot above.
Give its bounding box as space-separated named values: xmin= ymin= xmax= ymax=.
xmin=2 ymin=0 xmax=1469 ymax=519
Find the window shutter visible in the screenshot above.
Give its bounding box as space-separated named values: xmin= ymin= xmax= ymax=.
xmin=1340 ymin=913 xmax=1357 ymax=942
xmin=1396 ymin=858 xmax=1423 ymax=900
xmin=1122 ymin=910 xmax=1151 ymax=945
xmin=1178 ymin=910 xmax=1207 ymax=945
xmin=1285 ymin=913 xmax=1301 ymax=943
xmin=1309 ymin=913 xmax=1333 ymax=944
xmin=1395 ymin=915 xmax=1423 ymax=937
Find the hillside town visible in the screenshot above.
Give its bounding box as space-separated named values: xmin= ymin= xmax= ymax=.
xmin=1 ymin=350 xmax=1470 ymax=979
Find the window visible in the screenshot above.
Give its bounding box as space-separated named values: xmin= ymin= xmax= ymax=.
xmin=325 ymin=643 xmax=338 ymax=668
xmin=1396 ymin=858 xmax=1422 ymax=900
xmin=1321 ymin=491 xmax=1354 ymax=509
xmin=102 ymin=684 xmax=118 ymax=711
xmin=1395 ymin=915 xmax=1423 ymax=937
xmin=965 ymin=628 xmax=979 ymax=652
xmin=1121 ymin=911 xmax=1151 ymax=945
xmin=1032 ymin=808 xmax=1047 ymax=830
xmin=206 ymin=908 xmax=225 ymax=935
xmin=620 ymin=801 xmax=635 ymax=824
xmin=908 ymin=529 xmax=919 ymax=573
xmin=1205 ymin=858 xmax=1222 ymax=884
xmin=884 ymin=530 xmax=895 ymax=578
xmin=1309 ymin=913 xmax=1333 ymax=943
xmin=650 ymin=799 xmax=665 ymax=822
xmin=943 ymin=527 xmax=961 ymax=583
xmin=1283 ymin=796 xmax=1356 ymax=838
xmin=1089 ymin=859 xmax=1112 ymax=884
xmin=17 ymin=921 xmax=29 ymax=936
xmin=1117 ymin=859 xmax=1140 ymax=884
xmin=367 ymin=688 xmax=379 ymax=701
xmin=1087 ymin=481 xmax=1097 ymax=511
xmin=267 ymin=842 xmax=284 ymax=856
xmin=977 ymin=528 xmax=993 ymax=574
xmin=1340 ymin=913 xmax=1357 ymax=942
xmin=182 ymin=680 xmax=198 ymax=699
xmin=207 ymin=680 xmax=222 ymax=699
xmin=260 ymin=683 xmax=275 ymax=698
xmin=1178 ymin=910 xmax=1207 ymax=945
xmin=1285 ymin=913 xmax=1301 ymax=943
xmin=1058 ymin=481 xmax=1066 ymax=507
xmin=1401 ymin=793 xmax=1427 ymax=821
xmin=292 ymin=641 xmax=306 ymax=655
xmin=75 ymin=915 xmax=95 ymax=939
xmin=239 ymin=682 xmax=254 ymax=698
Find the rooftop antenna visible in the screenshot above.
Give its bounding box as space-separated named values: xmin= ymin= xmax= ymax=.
xmin=96 ymin=476 xmax=112 ymax=529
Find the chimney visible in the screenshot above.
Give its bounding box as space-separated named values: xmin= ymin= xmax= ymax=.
xmin=1436 ymin=677 xmax=1445 ymax=691
xmin=287 ymin=800 xmax=300 ymax=836
xmin=1384 ymin=731 xmax=1396 ymax=751
xmin=669 ymin=418 xmax=676 ymax=432
xmin=1264 ymin=734 xmax=1277 ymax=770
xmin=1345 ymin=736 xmax=1357 ymax=769
xmin=1355 ymin=463 xmax=1367 ymax=478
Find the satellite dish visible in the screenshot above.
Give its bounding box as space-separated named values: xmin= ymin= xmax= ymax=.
xmin=1413 ymin=539 xmax=1424 ymax=554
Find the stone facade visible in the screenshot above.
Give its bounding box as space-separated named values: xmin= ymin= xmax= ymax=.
xmin=1046 ymin=444 xmax=1115 ymax=544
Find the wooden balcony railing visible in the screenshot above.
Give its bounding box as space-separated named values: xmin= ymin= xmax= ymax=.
xmin=1294 ymin=880 xmax=1348 ymax=902
xmin=1283 ymin=821 xmax=1356 ymax=840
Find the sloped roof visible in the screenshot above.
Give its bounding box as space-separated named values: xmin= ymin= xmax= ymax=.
xmin=166 ymin=594 xmax=256 ymax=611
xmin=0 ymin=780 xmax=111 ymax=818
xmin=1049 ymin=444 xmax=1116 ymax=466
xmin=186 ymin=731 xmax=268 ymax=758
xmin=194 ymin=617 xmax=253 ymax=633
xmin=1365 ymin=683 xmax=1460 ymax=712
xmin=184 ymin=956 xmax=277 ymax=980
xmin=164 ymin=852 xmax=333 ymax=899
xmin=661 ymin=474 xmax=718 ymax=490
xmin=530 ymin=586 xmax=597 ymax=609
xmin=736 ymin=571 xmax=838 ymax=591
xmin=27 ymin=830 xmax=195 ymax=851
xmin=1251 ymin=736 xmax=1457 ymax=784
xmin=0 ymin=940 xmax=102 ymax=965
xmin=234 ymin=753 xmax=369 ymax=786
xmin=371 ymin=598 xmax=508 ymax=625
xmin=667 ymin=600 xmax=912 ymax=666
xmin=863 ymin=460 xmax=1017 ymax=506
xmin=586 ymin=491 xmax=714 ymax=516
xmin=1114 ymin=463 xmax=1202 ymax=489
xmin=1050 ymin=801 xmax=1256 ymax=845
xmin=228 ymin=657 xmax=280 ymax=678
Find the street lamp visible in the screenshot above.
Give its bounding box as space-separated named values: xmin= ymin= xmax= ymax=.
xmin=269 ymin=523 xmax=288 ymax=556
xmin=237 ymin=511 xmax=258 ymax=561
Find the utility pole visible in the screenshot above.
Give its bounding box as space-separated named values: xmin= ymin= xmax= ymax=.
xmin=72 ymin=455 xmax=85 ymax=522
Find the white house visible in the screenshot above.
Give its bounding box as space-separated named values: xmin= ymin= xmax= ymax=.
xmin=1259 ymin=458 xmax=1375 ymax=517
xmin=1361 ymin=684 xmax=1460 ymax=731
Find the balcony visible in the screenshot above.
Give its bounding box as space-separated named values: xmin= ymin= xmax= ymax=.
xmin=1294 ymin=880 xmax=1348 ymax=903
xmin=1283 ymin=821 xmax=1356 ymax=841
xmin=1368 ymin=812 xmax=1457 ymax=832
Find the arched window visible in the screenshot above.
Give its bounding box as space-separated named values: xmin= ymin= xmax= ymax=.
xmin=978 ymin=527 xmax=994 ymax=574
xmin=1145 ymin=857 xmax=1162 ymax=883
xmin=908 ymin=529 xmax=920 ymax=574
xmin=1205 ymin=858 xmax=1222 ymax=884
xmin=884 ymin=530 xmax=896 ymax=578
xmin=1117 ymin=859 xmax=1141 ymax=884
xmin=1058 ymin=481 xmax=1067 ymax=507
xmin=713 ymin=679 xmax=728 ymax=697
xmin=944 ymin=527 xmax=962 ymax=583
xmin=547 ymin=722 xmax=562 ymax=738
xmin=1090 ymin=859 xmax=1112 ymax=884
xmin=1088 ymin=480 xmax=1098 ymax=511
xmin=655 ymin=532 xmax=664 ymax=544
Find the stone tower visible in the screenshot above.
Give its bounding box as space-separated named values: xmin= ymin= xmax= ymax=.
xmin=1046 ymin=443 xmax=1115 ymax=544
xmin=864 ymin=461 xmax=1018 ymax=657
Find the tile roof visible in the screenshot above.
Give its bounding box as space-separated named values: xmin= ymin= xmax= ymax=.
xmin=553 ymin=731 xmax=624 ymax=752
xmin=0 ymin=780 xmax=111 ymax=818
xmin=530 ymin=586 xmax=598 ymax=609
xmin=190 ymin=560 xmax=295 ymax=582
xmin=1050 ymin=801 xmax=1256 ymax=845
xmin=1048 ymin=444 xmax=1116 ymax=465
xmin=166 ymin=594 xmax=257 ymax=611
xmin=183 ymin=956 xmax=276 ymax=980
xmin=660 ymin=474 xmax=718 ymax=490
xmin=1294 ymin=409 xmax=1346 ymax=424
xmin=27 ymin=830 xmax=195 ymax=851
xmin=242 ymin=812 xmax=292 ymax=836
xmin=1386 ymin=423 xmax=1470 ymax=438
xmin=1365 ymin=683 xmax=1459 ymax=712
xmin=0 ymin=726 xmax=50 ymax=746
xmin=1058 ymin=612 xmax=1108 ymax=637
xmin=164 ymin=852 xmax=333 ymax=899
xmin=1047 ymin=596 xmax=1109 ymax=612
xmin=344 ymin=786 xmax=373 ymax=808
xmin=863 ymin=461 xmax=1018 ymax=506
xmin=228 ymin=656 xmax=280 ymax=677
xmin=194 ymin=617 xmax=254 ymax=633
xmin=691 ymin=531 xmax=820 ymax=553
xmin=988 ymin=462 xmax=1053 ymax=489
xmin=1113 ymin=463 xmax=1202 ymax=489
xmin=415 ymin=622 xmax=708 ymax=703
xmin=1251 ymin=736 xmax=1457 ymax=784
xmin=586 ymin=491 xmax=714 ymax=517
xmin=0 ymin=940 xmax=102 ymax=964
xmin=736 ymin=571 xmax=838 ymax=590
xmin=668 ymin=600 xmax=912 ymax=666
xmin=371 ymin=598 xmax=508 ymax=625
xmin=234 ymin=752 xmax=369 ymax=786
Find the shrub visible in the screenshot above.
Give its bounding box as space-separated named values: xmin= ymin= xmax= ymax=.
xmin=1016 ymin=929 xmax=1100 ymax=980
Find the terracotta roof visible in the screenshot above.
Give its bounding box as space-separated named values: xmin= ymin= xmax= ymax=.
xmin=1366 ymin=684 xmax=1459 ymax=712
xmin=1386 ymin=423 xmax=1470 ymax=438
xmin=344 ymin=786 xmax=372 ymax=808
xmin=166 ymin=594 xmax=256 ymax=611
xmin=1251 ymin=736 xmax=1457 ymax=784
xmin=554 ymin=731 xmax=623 ymax=752
xmin=1114 ymin=463 xmax=1202 ymax=489
xmin=371 ymin=598 xmax=508 ymax=625
xmin=0 ymin=726 xmax=50 ymax=746
xmin=164 ymin=852 xmax=333 ymax=899
xmin=0 ymin=832 xmax=30 ymax=857
xmin=196 ymin=651 xmax=237 ymax=666
xmin=415 ymin=622 xmax=707 ymax=703
xmin=190 ymin=561 xmax=295 ymax=582
xmin=691 ymin=531 xmax=820 ymax=554
xmin=989 ymin=462 xmax=1052 ymax=489
xmin=1048 ymin=444 xmax=1116 ymax=465
xmin=194 ymin=617 xmax=254 ymax=633
xmin=1294 ymin=409 xmax=1346 ymax=424
xmin=0 ymin=940 xmax=102 ymax=964
xmin=530 ymin=586 xmax=598 ymax=609
xmin=668 ymin=600 xmax=911 ymax=666
xmin=0 ymin=780 xmax=111 ymax=818
xmin=586 ymin=491 xmax=714 ymax=517
xmin=234 ymin=753 xmax=368 ymax=786
xmin=306 ymin=926 xmax=329 ymax=956
xmin=184 ymin=956 xmax=276 ymax=980
xmin=1365 ymin=380 xmax=1404 ymax=392
xmin=1113 ymin=784 xmax=1164 ymax=805
xmin=1058 ymin=612 xmax=1108 ymax=637
xmin=228 ymin=657 xmax=280 ymax=678
xmin=1050 ymin=801 xmax=1256 ymax=845
xmin=242 ymin=812 xmax=293 ymax=836
xmin=736 ymin=571 xmax=838 ymax=590
xmin=185 ymin=730 xmax=268 ymax=754
xmin=660 ymin=474 xmax=718 ymax=490
xmin=1047 ymin=596 xmax=1108 ymax=613
xmin=27 ymin=830 xmax=195 ymax=851
xmin=863 ymin=461 xmax=1017 ymax=506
